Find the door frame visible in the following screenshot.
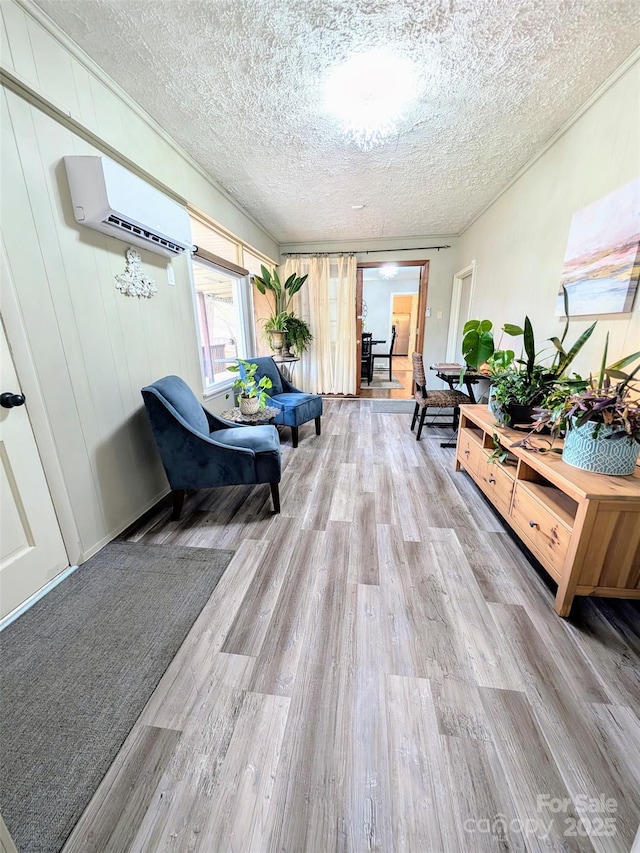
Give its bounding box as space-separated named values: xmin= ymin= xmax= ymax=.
xmin=356 ymin=260 xmax=430 ymax=395
xmin=1 ymin=244 xmax=81 ymax=564
xmin=446 ymin=261 xmax=476 ymax=363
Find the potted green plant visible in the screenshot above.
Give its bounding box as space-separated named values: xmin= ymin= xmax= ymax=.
xmin=534 ymin=338 xmax=640 ymax=475
xmin=282 ymin=313 xmax=313 ymax=354
xmin=253 ymin=266 xmax=312 ymax=355
xmin=491 ymin=288 xmax=596 ymax=428
xmin=227 ymin=359 xmax=273 ymax=415
xmin=461 ymin=319 xmax=495 ymax=369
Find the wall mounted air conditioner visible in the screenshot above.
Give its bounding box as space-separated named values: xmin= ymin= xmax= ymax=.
xmin=64 ymin=155 xmax=193 ymax=258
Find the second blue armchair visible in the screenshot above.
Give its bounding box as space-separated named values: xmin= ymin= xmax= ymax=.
xmin=251 ymin=357 xmax=322 ymax=447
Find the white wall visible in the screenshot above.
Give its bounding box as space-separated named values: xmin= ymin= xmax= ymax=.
xmin=279 ymin=238 xmax=460 ymax=377
xmin=457 ymin=60 xmax=640 ymax=376
xmin=0 ymin=0 xmax=278 ymax=562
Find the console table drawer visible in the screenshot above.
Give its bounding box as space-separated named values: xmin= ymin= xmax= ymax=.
xmin=511 ymin=484 xmax=571 ymax=574
xmin=457 ymin=430 xmax=484 ymax=477
xmin=476 ymin=461 xmax=515 ymax=516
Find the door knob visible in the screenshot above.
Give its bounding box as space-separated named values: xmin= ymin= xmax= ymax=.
xmin=1 ymin=392 xmax=26 ymax=409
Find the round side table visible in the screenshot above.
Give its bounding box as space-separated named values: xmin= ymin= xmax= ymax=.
xmin=220 ymin=406 xmax=280 ymax=425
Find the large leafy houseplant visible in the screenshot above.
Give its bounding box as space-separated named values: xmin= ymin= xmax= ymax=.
xmin=253 ymin=266 xmax=313 ymax=353
xmin=516 ymin=340 xmax=640 ymax=475
xmin=531 ymin=337 xmax=640 ymax=475
xmin=491 ymin=287 xmax=596 ymax=427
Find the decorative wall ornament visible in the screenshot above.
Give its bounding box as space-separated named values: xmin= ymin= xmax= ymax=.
xmin=114 ymin=248 xmax=158 ymax=299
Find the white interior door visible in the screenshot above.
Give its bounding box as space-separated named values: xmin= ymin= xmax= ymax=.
xmin=0 ymin=320 xmax=68 ymax=620
xmin=446 ymin=263 xmax=477 ymax=363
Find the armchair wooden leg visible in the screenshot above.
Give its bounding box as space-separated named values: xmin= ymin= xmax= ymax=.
xmin=411 ymin=402 xmax=419 ymax=431
xmin=315 ymin=416 xmax=321 ymax=436
xmin=291 ymin=426 xmax=299 ymax=448
xmin=416 ymin=407 xmax=428 ymax=441
xmin=270 ymin=482 xmax=281 ymax=513
xmin=171 ymin=489 xmax=185 ymax=520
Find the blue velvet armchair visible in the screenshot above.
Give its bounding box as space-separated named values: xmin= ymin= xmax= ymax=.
xmin=251 ymin=357 xmax=323 ymax=447
xmin=141 ymin=375 xmax=281 ymax=519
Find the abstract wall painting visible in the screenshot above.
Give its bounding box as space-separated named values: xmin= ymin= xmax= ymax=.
xmin=557 ymin=178 xmax=640 ymax=316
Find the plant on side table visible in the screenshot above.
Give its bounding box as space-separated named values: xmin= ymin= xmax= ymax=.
xmin=533 ymin=337 xmax=640 ymax=475
xmin=228 ymin=359 xmax=273 ymax=416
xmin=253 ymin=266 xmax=313 ymax=355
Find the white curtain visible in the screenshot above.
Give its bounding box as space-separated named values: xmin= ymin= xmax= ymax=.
xmin=281 ymin=255 xmax=357 ymax=395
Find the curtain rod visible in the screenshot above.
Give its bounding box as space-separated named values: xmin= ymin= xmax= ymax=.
xmin=282 ymin=245 xmax=451 ymax=257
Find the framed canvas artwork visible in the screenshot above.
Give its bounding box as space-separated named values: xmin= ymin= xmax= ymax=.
xmin=557 ymin=177 xmax=640 ymax=316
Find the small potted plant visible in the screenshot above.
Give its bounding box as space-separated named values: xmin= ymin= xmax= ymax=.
xmin=228 ymin=359 xmax=273 ymax=416
xmin=534 ymin=338 xmax=640 ymax=475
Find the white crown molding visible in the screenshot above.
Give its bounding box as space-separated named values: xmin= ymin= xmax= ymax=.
xmin=12 ymin=0 xmax=279 ymax=249
xmin=280 ymin=234 xmax=459 ymax=252
xmin=460 ymin=46 xmax=640 ymax=236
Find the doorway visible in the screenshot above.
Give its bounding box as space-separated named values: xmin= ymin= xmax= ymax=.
xmin=446 ymin=262 xmax=477 ymax=363
xmin=391 ymin=293 xmax=419 ymax=356
xmin=356 ymin=261 xmax=429 ymax=397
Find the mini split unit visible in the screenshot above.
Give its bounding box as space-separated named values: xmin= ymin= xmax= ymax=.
xmin=64 ymin=155 xmax=193 ymax=258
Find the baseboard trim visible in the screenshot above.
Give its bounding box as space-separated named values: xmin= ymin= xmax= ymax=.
xmin=0 ymin=564 xmax=78 ymax=632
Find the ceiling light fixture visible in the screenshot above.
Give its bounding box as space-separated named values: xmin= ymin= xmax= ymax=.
xmin=379 ymin=264 xmax=399 ymax=280
xmin=351 ymin=204 xmax=365 ymax=210
xmin=324 ymin=48 xmax=421 ymax=150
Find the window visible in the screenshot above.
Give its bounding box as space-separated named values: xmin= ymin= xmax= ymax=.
xmin=187 ymin=210 xmax=278 ymax=390
xmin=192 ymin=260 xmax=247 ymax=391
xmin=190 ymin=217 xmax=239 ymax=264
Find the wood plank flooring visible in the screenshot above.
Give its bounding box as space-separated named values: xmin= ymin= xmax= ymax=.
xmin=63 ymin=400 xmax=640 ymax=852
xmin=359 ymin=355 xmax=413 ymax=399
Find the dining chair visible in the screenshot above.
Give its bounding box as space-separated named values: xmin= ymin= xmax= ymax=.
xmin=361 ymin=332 xmax=373 ymax=385
xmin=372 ymin=325 xmax=397 ymax=381
xmin=410 ymin=352 xmax=471 ymax=440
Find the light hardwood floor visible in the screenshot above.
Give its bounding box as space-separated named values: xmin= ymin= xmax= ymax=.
xmin=64 ymin=401 xmax=640 ymax=852
xmin=359 ymin=355 xmax=413 ymax=399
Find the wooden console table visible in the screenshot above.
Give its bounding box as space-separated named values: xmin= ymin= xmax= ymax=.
xmin=455 ymin=404 xmax=640 ymax=616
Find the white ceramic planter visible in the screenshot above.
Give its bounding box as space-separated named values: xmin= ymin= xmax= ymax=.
xmin=562 ymin=420 xmax=640 ymax=476
xmin=239 ymin=396 xmax=260 ymax=416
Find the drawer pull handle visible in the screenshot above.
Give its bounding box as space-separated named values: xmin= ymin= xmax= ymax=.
xmin=529 ymin=520 xmax=539 ymax=529
xmin=464 ymin=449 xmax=470 ymax=456
xmin=488 ymin=476 xmax=496 ymax=484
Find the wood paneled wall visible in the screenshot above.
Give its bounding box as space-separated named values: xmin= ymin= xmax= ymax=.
xmin=0 ymin=0 xmax=277 ymax=561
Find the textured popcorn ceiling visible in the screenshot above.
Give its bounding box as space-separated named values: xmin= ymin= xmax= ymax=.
xmin=35 ymin=0 xmax=640 ymax=244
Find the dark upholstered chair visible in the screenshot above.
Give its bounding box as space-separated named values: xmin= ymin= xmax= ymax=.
xmin=361 ymin=332 xmax=373 ymax=385
xmin=141 ymin=375 xmax=281 ymax=519
xmin=372 ymin=325 xmax=397 ymax=381
xmin=410 ymin=352 xmax=471 ymax=441
xmin=251 ymin=357 xmax=322 ymax=447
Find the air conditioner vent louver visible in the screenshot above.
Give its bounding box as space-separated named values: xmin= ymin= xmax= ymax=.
xmin=104 ymin=215 xmax=188 ymax=255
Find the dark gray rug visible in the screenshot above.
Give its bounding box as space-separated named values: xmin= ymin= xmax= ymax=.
xmin=371 ymin=399 xmax=416 ymax=413
xmin=0 ymin=541 xmax=233 ymax=853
